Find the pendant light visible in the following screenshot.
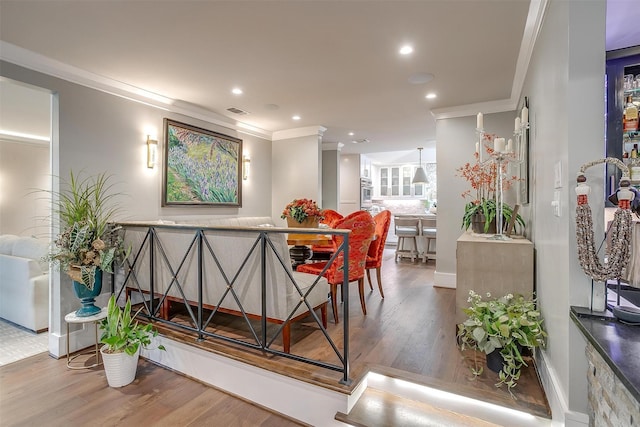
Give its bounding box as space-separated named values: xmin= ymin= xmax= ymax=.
xmin=412 ymin=147 xmax=428 ymax=184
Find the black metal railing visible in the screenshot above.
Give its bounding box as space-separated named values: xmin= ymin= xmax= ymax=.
xmin=112 ymin=222 xmax=353 ymax=385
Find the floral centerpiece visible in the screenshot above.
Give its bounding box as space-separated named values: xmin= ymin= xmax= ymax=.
xmin=46 ymin=171 xmax=127 ymax=290
xmin=456 ymin=133 xmax=524 ymax=233
xmin=281 ymin=198 xmax=324 ymax=227
xmin=457 ymin=290 xmax=547 ymax=392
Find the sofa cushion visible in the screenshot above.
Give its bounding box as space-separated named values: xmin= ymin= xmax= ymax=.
xmin=11 ymin=237 xmax=49 ymax=274
xmin=0 ymin=234 xmax=20 ymax=255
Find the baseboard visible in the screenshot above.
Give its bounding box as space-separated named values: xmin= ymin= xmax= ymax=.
xmin=536 ymin=350 xmax=589 ymax=427
xmin=142 ymin=336 xmax=363 ymax=427
xmin=433 ymin=271 xmax=456 ymax=288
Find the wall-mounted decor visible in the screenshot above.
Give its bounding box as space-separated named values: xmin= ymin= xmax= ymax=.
xmin=518 ymin=97 xmax=530 ymax=204
xmin=163 ymin=119 xmax=242 ymax=207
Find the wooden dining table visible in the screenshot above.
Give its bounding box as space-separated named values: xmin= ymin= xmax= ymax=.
xmin=286 ymin=233 xmax=332 ymax=268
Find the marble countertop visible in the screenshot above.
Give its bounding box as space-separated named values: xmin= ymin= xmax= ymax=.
xmin=570 ymin=306 xmax=640 ymax=402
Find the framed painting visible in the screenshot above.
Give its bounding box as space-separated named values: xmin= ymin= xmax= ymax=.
xmin=162 ymin=119 xmax=242 ymax=207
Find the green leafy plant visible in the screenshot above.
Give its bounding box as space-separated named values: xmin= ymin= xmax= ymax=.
xmin=456 ymin=291 xmax=546 ymax=392
xmin=45 ymin=171 xmax=128 ymax=289
xmin=461 ymin=199 xmax=525 ymax=234
xmin=99 ymin=295 xmax=165 ymax=356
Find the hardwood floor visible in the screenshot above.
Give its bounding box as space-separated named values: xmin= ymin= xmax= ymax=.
xmin=0 ymin=353 xmax=305 ymax=426
xmin=0 ymin=248 xmax=550 ymax=425
xmin=145 ymin=248 xmax=551 ymax=418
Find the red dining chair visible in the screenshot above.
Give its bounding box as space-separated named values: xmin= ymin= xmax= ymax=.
xmin=310 ymin=209 xmax=343 ymax=260
xmin=365 ymin=210 xmax=392 ymax=298
xmin=297 ymin=211 xmax=375 ymax=323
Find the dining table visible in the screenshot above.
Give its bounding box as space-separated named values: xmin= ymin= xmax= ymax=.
xmin=286 ymin=233 xmax=332 ymax=268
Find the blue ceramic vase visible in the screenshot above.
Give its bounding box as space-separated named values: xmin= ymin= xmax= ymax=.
xmin=72 ymin=269 xmax=103 ymax=317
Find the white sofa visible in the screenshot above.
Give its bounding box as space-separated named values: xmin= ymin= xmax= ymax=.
xmin=119 ymin=217 xmax=329 ymax=352
xmin=0 ymin=235 xmax=49 ymax=332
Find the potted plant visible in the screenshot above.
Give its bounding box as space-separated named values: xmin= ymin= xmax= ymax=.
xmin=456 ymin=134 xmax=524 ymax=234
xmin=457 ymin=290 xmax=547 ymax=392
xmin=462 ymin=199 xmax=525 ymax=234
xmin=99 ymin=294 xmax=165 ymax=387
xmin=46 ymin=171 xmax=128 ymax=316
xmin=281 ymin=198 xmax=324 ymax=228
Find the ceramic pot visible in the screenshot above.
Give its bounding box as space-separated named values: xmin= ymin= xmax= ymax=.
xmin=72 ymin=269 xmax=103 ymax=317
xmin=486 ymin=349 xmax=504 ymax=373
xmin=471 ymin=213 xmax=497 ymax=234
xmin=101 ymin=346 xmax=140 ymax=387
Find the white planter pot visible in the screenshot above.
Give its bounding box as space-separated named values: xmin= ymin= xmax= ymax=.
xmin=100 ymin=346 xmax=140 ymax=387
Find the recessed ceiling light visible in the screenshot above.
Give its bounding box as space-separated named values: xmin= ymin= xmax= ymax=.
xmin=292 ymin=115 xmax=301 ymax=121
xmin=425 ymin=93 xmax=437 ymax=99
xmin=408 ymin=72 xmax=434 ymax=84
xmin=348 ymin=132 xmax=354 ymax=136
xmin=232 ymin=87 xmax=243 ymax=95
xmin=399 ymin=45 xmax=413 ymax=55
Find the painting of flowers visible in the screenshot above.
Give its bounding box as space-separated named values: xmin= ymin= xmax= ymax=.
xmin=162 ymin=119 xmax=242 ymax=206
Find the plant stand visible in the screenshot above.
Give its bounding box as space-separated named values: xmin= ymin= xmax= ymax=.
xmin=64 ymin=307 xmax=107 ymax=370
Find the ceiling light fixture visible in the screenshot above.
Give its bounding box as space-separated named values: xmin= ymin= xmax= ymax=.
xmin=232 ymin=88 xmax=243 ymax=95
xmin=412 ymin=147 xmax=428 ymax=184
xmin=292 ymin=115 xmax=301 ymax=120
xmin=399 ymin=45 xmax=414 ymax=55
xmin=348 ymin=132 xmax=354 ymax=136
xmin=425 ymin=93 xmax=437 ymax=99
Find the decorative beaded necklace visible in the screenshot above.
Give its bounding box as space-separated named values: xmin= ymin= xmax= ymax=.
xmin=575 ymin=158 xmax=634 ymax=283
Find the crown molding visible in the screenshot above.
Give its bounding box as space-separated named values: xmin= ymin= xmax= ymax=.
xmin=0 ymin=41 xmax=273 ymax=140
xmin=321 ymin=142 xmax=344 ymax=151
xmin=272 ymin=126 xmax=327 ymax=141
xmin=432 ymin=98 xmax=516 ymax=120
xmin=431 ymin=0 xmax=548 ymax=121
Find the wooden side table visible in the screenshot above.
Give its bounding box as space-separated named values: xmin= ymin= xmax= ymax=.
xmin=455 ymin=233 xmax=534 ymax=325
xmin=65 ymin=307 xmax=108 ymax=370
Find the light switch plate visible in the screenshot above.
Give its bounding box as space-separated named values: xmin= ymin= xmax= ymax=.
xmin=553 ymin=190 xmax=561 ymax=217
xmin=554 ymin=161 xmax=562 ymax=189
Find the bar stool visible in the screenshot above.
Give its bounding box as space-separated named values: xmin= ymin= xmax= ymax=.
xmin=394 ymin=217 xmax=420 ymax=262
xmin=420 ymin=217 xmax=437 ymax=262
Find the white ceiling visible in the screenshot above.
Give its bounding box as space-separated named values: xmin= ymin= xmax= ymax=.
xmin=0 ymin=1 xmax=638 ymax=157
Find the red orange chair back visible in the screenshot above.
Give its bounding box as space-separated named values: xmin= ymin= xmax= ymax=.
xmin=297 ymin=210 xmax=375 ymax=323
xmin=365 ymin=210 xmax=392 ymax=298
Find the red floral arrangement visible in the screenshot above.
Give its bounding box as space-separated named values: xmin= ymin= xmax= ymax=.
xmin=456 ymin=133 xmax=519 ymax=204
xmin=281 ymin=198 xmax=323 ymax=223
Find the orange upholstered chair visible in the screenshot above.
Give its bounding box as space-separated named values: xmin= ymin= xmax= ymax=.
xmin=365 ymin=210 xmax=392 ymax=298
xmin=297 ymin=211 xmax=375 ymax=323
xmin=310 ymin=209 xmax=344 ymax=260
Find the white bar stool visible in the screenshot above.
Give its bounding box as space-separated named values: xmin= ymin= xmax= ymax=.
xmin=394 ymin=217 xmax=420 ymax=262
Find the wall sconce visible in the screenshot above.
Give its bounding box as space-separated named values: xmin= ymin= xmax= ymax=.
xmin=147 ymin=136 xmax=158 ymax=169
xmin=242 ymin=155 xmax=250 ymax=180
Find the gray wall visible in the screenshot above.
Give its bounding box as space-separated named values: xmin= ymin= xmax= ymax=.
xmin=322 ymin=149 xmax=339 ymax=211
xmin=520 ymin=0 xmax=606 ymax=421
xmin=0 ymin=60 xmax=273 ymax=356
xmin=435 ymin=111 xmax=518 ymax=287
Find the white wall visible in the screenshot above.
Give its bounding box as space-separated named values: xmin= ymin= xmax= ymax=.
xmin=434 ymin=111 xmax=518 ymax=288
xmin=0 ymin=140 xmax=50 ymax=236
xmin=339 ymin=153 xmax=360 ymax=214
xmin=271 ymin=129 xmax=323 ymax=226
xmin=519 ymin=0 xmax=606 ymax=423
